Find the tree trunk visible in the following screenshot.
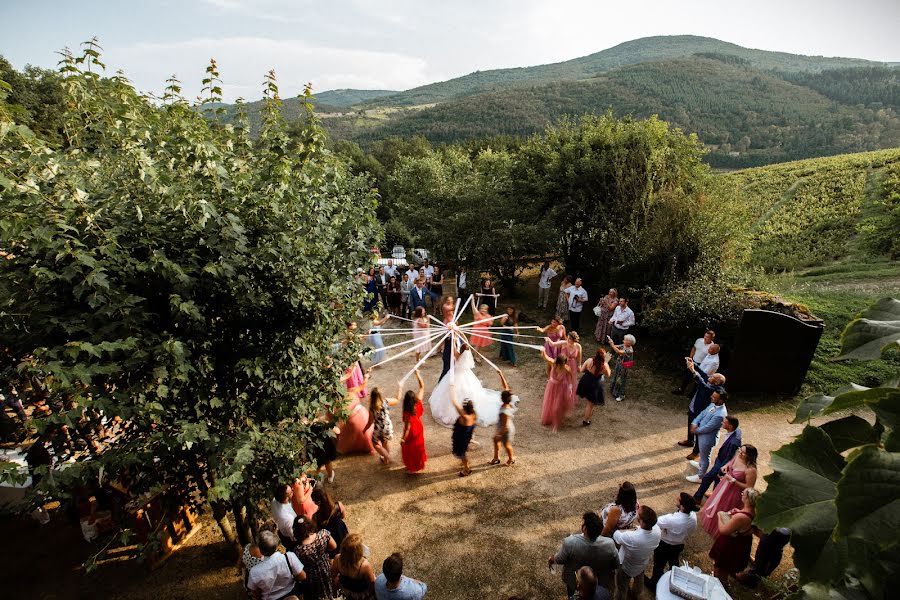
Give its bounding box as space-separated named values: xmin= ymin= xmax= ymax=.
xmin=211 ymin=500 xmax=241 ymax=558
xmin=232 ymin=498 xmax=251 ymax=546
xmin=247 ymin=501 xmax=260 ymax=541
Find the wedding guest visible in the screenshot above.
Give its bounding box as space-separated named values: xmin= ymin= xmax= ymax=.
xmin=700 ymin=445 xmax=758 ymax=536
xmin=332 ymin=533 xmax=376 ymax=600
xmin=412 ymin=307 xmax=431 ymax=363
xmin=600 ymin=482 xmax=639 ymax=537
xmin=709 ymin=488 xmax=759 ymax=592
xmin=400 ymin=370 xmax=427 ymax=473
xmin=422 ymin=259 xmax=435 ymax=284
xmin=736 ymin=527 xmax=791 ymax=588
xmin=567 ymin=277 xmax=589 ymax=333
xmin=271 ymin=483 xmax=299 ymax=548
xmin=430 ymin=266 xmax=443 ymax=313
xmin=409 ymin=278 xmax=431 ymax=315
xmin=367 ymin=314 xmax=389 ymax=365
xmin=291 ymin=475 xmax=319 ymax=521
xmin=594 ymin=289 xmax=619 ymax=343
xmin=699 ymin=344 xmax=721 ymax=377
xmin=607 ymin=334 xmax=635 ymax=403
xmin=469 ymin=299 xmax=494 ymax=350
xmin=686 ymin=389 xmax=729 ymax=483
xmin=546 ymin=332 xmax=582 ymax=408
xmin=293 ymin=516 xmax=338 ymax=600
xmin=576 ymin=566 xmax=611 ymax=600
xmin=549 ymin=511 xmax=619 ymax=598
xmin=311 ymin=487 xmax=349 ymax=552
xmin=399 ymin=274 xmax=412 ymax=319
xmin=498 ymin=306 xmax=519 ymax=366
xmin=449 ymin=380 xmax=477 ymax=477
xmin=405 ymin=265 xmax=418 ymax=286
xmin=692 ymin=416 xmax=742 ymax=503
xmin=364 ymin=269 xmax=378 ymax=313
xmin=490 ymin=372 xmax=516 ymax=466
xmin=247 ymin=530 xmax=306 ymax=600
xmin=537 ymin=316 xmax=567 ymax=376
xmin=678 ymin=359 xmax=726 ymax=459
xmin=375 ymin=552 xmax=428 ymax=600
xmin=456 ymin=265 xmax=468 ymax=300
xmin=646 ymin=494 xmax=697 ymax=588
xmin=384 ymin=259 xmax=398 ymax=279
xmin=480 ymin=278 xmax=498 ymax=315
xmin=608 ymin=298 xmax=635 ymax=346
xmin=539 ymin=351 xmax=574 ymax=433
xmin=556 ymin=276 xmax=573 ymax=323
xmin=387 ymin=276 xmax=402 ymax=316
xmin=375 ymin=267 xmax=389 ymax=308
xmin=578 ymin=348 xmax=611 ymax=426
xmin=537 ymin=261 xmax=558 ymax=309
xmin=612 ymin=507 xmax=660 ymax=600
xmin=366 ymin=387 xmax=398 ymax=465
xmin=672 ymin=330 xmax=716 ymax=395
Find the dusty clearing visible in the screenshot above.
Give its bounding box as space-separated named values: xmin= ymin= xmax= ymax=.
xmin=4 ymin=311 xmax=806 ymax=600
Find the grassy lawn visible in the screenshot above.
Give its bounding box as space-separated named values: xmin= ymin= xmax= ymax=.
xmin=760 ymin=261 xmax=900 ymax=396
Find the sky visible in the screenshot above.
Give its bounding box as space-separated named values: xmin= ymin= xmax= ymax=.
xmin=2 ymin=0 xmax=899 ymax=101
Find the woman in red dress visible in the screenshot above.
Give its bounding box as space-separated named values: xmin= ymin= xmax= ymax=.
xmin=400 ymin=370 xmax=427 ymax=473
xmin=709 ymin=488 xmax=759 ymax=592
xmin=468 ymin=296 xmax=494 ymax=349
xmin=337 ymin=361 xmax=375 ymax=455
xmin=546 ymin=331 xmax=582 ymax=409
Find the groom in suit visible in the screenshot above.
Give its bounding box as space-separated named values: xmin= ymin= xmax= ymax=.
xmin=691 ymin=416 xmax=742 ymax=500
xmin=408 ymin=278 xmax=434 ymax=314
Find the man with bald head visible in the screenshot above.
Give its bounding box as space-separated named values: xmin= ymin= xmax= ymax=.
xmin=678 ymin=358 xmax=726 ymax=462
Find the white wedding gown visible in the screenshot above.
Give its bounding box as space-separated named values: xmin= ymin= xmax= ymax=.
xmin=428 ymin=349 xmax=519 ymax=428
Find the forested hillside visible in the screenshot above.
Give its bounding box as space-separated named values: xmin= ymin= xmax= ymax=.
xmin=363 ymin=35 xmax=881 ymax=107
xmin=336 ymin=58 xmax=900 ymax=167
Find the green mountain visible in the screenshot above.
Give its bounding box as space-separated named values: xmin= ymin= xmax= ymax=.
xmin=331 ymin=57 xmax=900 ymax=167
xmin=363 ymin=35 xmax=885 ymax=108
xmin=314 ymin=88 xmax=396 ymax=107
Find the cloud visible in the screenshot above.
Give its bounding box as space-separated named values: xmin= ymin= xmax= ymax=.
xmin=108 ymin=37 xmax=430 ymax=100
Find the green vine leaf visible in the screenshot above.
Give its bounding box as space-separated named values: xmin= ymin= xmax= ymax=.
xmin=835 ymin=446 xmax=900 ymax=547
xmin=837 ymin=297 xmax=900 ymax=360
xmin=820 ymin=416 xmax=878 ymax=453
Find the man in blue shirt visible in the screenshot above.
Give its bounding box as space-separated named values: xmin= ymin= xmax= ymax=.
xmin=375 ymin=552 xmax=428 ymax=600
xmin=686 ymin=390 xmax=728 ymax=483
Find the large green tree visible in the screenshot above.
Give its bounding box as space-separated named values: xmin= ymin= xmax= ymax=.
xmin=0 ymin=43 xmax=380 ymax=555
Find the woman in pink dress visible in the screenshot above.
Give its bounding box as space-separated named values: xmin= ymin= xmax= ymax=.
xmin=545 ymin=331 xmax=582 ymax=408
xmin=539 ymin=350 xmax=573 ymax=432
xmin=701 ymin=445 xmax=758 ymax=536
xmin=537 ymin=317 xmax=566 ymax=376
xmin=468 ymin=296 xmax=494 ymax=349
xmin=290 ymin=475 xmax=319 ymax=520
xmin=337 ymin=362 xmax=375 ymax=454
xmin=441 ymin=295 xmax=456 ymax=324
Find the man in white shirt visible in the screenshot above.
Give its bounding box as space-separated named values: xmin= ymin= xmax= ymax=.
xmin=405 ymin=265 xmax=418 ymax=284
xmin=270 ymin=484 xmax=297 ymax=547
xmin=698 ymin=344 xmax=720 ymax=376
xmin=384 ymin=259 xmax=398 ymax=279
xmin=646 ymin=494 xmax=697 ymax=588
xmin=247 ymin=531 xmax=305 ymax=600
xmin=567 ymin=277 xmax=589 ymax=332
xmin=673 ymin=330 xmax=716 ymax=395
xmin=608 ymin=298 xmax=636 ymax=345
xmin=537 ymin=262 xmax=558 ymax=308
xmin=422 ymin=259 xmax=435 ymax=283
xmin=613 ymin=506 xmax=661 ymax=600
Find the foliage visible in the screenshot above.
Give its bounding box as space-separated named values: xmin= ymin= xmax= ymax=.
xmin=781 ymin=67 xmax=900 ymax=111
xmin=857 ymin=162 xmax=900 ymax=259
xmin=722 ymin=148 xmax=900 ymax=271
xmin=756 ymin=298 xmax=900 ymax=600
xmin=0 ymin=55 xmax=66 ymax=144
xmin=0 ymin=43 xmax=380 ymax=554
xmin=388 ymin=146 xmax=546 ymax=290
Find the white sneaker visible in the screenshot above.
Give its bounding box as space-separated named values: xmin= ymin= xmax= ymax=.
xmin=685 ymin=475 xmax=701 ymax=483
xmin=615 ymin=396 xmax=623 ymax=402
xmin=328 ymin=470 xmax=336 ymax=483
xmin=688 ymin=460 xmax=700 ymax=469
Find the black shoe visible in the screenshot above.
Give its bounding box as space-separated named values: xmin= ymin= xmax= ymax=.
xmin=582 ymin=420 xmax=591 ymax=426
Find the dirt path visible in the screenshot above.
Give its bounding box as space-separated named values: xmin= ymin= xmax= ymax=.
xmin=5 ymin=314 xmax=805 ymax=600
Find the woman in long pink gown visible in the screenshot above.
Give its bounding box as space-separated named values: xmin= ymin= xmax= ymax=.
xmin=337 ymin=361 xmax=375 ymax=454
xmin=546 ymin=332 xmax=582 ymax=408
xmin=537 ymin=318 xmax=566 ymax=376
xmin=540 ymin=350 xmax=573 ymax=432
xmin=701 ymin=445 xmax=758 ymax=536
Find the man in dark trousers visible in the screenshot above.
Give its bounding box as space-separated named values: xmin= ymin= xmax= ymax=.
xmin=691 ymin=416 xmax=742 ymax=503
xmin=677 ymin=358 xmax=726 ymax=461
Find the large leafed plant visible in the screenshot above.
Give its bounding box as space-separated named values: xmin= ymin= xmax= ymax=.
xmin=756 ymin=297 xmax=900 ymax=599
xmin=0 ymin=41 xmax=380 ymax=556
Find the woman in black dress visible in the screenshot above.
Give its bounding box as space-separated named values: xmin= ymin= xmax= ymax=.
xmin=449 ymin=381 xmax=477 ymax=477
xmin=577 ymin=348 xmax=611 ymax=426
xmin=311 ymin=487 xmax=348 ymax=555
xmin=479 ymin=277 xmax=497 ymax=315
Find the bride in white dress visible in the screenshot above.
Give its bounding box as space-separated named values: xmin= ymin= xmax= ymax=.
xmin=429 ymin=340 xmax=518 ymax=427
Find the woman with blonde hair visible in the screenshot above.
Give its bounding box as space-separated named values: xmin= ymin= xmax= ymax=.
xmin=709 ymin=488 xmax=760 ymax=592
xmin=469 ymin=296 xmax=494 ymax=350
xmin=365 ymin=387 xmax=399 ymax=465
xmin=607 ymin=334 xmax=636 ymax=403
xmin=332 ymin=533 xmax=376 ymax=600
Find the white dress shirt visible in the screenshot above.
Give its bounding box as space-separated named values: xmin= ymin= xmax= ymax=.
xmin=270 ymin=499 xmax=297 ymax=541
xmin=699 ymin=353 xmax=720 ymax=375
xmin=539 ymin=267 xmax=558 ymax=289
xmin=613 ymin=525 xmax=661 ymax=577
xmin=247 ymin=552 xmax=304 ymax=600
xmin=458 ymin=271 xmax=467 ymax=289
xmin=692 ymin=338 xmax=712 ymax=363
xmin=405 ymin=268 xmax=418 ymax=282
xmin=384 ymin=265 xmax=398 ymax=278
xmin=423 ymin=265 xmax=435 ymax=281
xmin=568 ymin=286 xmax=588 ymax=312
xmin=656 ymin=511 xmax=697 ymax=546
xmin=609 ymin=306 xmax=635 ymax=329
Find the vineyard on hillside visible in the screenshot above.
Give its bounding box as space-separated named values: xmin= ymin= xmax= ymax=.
xmin=723 ymin=147 xmax=900 ymax=271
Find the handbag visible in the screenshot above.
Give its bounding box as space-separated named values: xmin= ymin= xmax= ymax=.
xmin=592 ymin=305 xmax=601 ymax=317
xmin=622 ymin=360 xmax=635 ymax=369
